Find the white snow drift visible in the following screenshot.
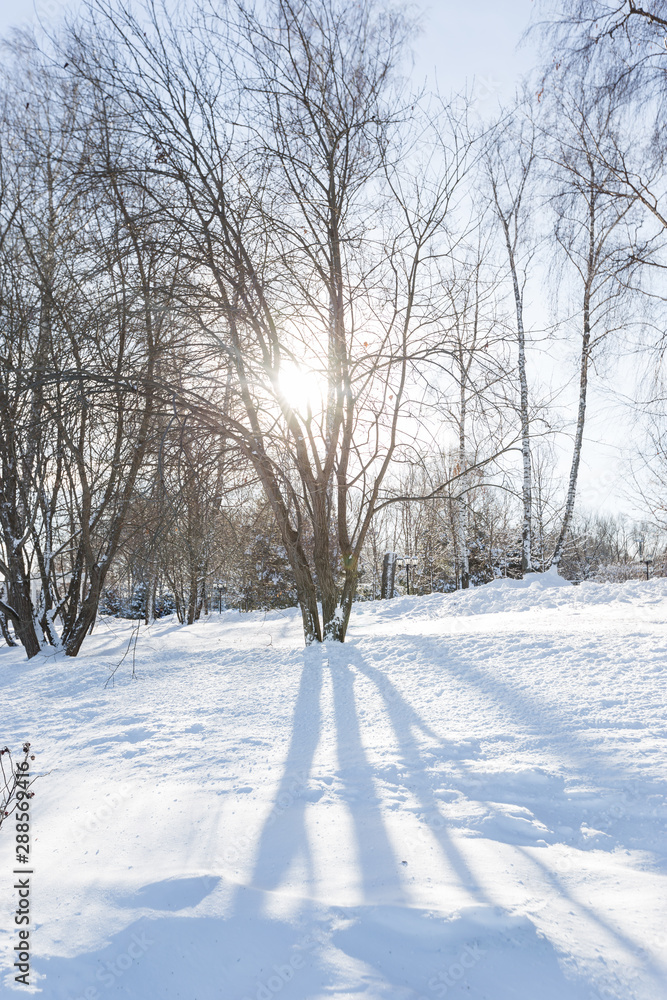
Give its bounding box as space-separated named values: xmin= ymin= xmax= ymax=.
xmin=1 ymin=573 xmax=666 ymax=999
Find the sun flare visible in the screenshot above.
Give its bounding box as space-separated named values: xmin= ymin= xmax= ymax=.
xmin=277 ymin=362 xmax=327 ymax=415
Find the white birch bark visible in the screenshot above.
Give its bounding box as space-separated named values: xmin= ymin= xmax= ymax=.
xmin=458 ymin=377 xmax=470 ymax=589
xmin=488 ymin=139 xmax=535 ymax=575
xmin=502 ymin=224 xmax=533 ymax=573
xmin=552 ymin=285 xmax=591 ymax=566
xmin=552 ymin=174 xmax=596 ymax=568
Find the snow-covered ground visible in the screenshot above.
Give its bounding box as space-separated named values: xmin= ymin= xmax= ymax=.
xmin=1 ymin=573 xmax=666 ymax=999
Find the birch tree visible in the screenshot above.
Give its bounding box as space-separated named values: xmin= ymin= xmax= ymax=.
xmin=486 ymin=108 xmax=540 ymax=573
xmin=436 ymin=236 xmax=507 ymax=588
xmin=546 ymin=86 xmax=646 ymax=566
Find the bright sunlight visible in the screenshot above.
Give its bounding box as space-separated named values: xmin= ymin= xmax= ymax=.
xmin=277 ymin=361 xmax=328 ymax=415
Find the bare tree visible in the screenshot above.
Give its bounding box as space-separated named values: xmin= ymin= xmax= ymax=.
xmin=0 ymin=40 xmax=185 ymax=657
xmin=545 ymin=85 xmax=646 ymax=566
xmin=542 ymin=0 xmax=667 ymax=83
xmin=486 ymin=105 xmax=540 ymax=573
xmin=541 ymin=1 xmax=667 ymax=259
xmin=68 ymin=0 xmax=478 ymax=644
xmin=432 ymin=233 xmax=509 ymax=588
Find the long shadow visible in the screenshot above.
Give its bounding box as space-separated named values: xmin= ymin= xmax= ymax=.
xmin=342 ymin=643 xmax=493 ymax=907
xmin=344 ymin=641 xmax=661 ymax=980
xmin=34 ymin=641 xmax=644 ymax=1000
xmin=214 ymin=644 xmax=411 ymax=997
xmin=329 ymin=657 xmax=406 ymax=904
xmin=398 ymin=632 xmax=667 ymax=856
xmin=230 ymin=645 xmax=405 ymax=910
xmin=513 ymin=840 xmax=667 ymax=991
xmin=400 ymin=631 xmax=665 ymax=789
xmin=234 ymin=648 xmax=324 ymax=909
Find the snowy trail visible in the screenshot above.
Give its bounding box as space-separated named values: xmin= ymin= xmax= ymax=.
xmin=1 ymin=576 xmax=666 ymax=999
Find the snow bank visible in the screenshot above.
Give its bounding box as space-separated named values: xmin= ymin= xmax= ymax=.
xmin=357 ymin=571 xmax=667 ymax=623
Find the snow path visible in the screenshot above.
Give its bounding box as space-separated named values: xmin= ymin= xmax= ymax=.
xmin=1 ymin=576 xmax=666 ymax=999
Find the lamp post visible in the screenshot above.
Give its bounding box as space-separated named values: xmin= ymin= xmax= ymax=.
xmin=213 ymin=580 xmax=224 ymax=613
xmin=396 ymin=555 xmax=418 ymax=595
xmin=635 ymin=533 xmax=654 ymax=582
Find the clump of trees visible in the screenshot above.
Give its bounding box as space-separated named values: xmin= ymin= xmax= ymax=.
xmin=1 ymin=0 xmax=667 ymax=657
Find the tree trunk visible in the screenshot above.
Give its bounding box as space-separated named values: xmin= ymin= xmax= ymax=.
xmin=63 ymin=563 xmax=108 ymax=657
xmin=1 ymin=581 xmax=43 ymax=660
xmin=187 ymin=559 xmax=198 ymax=625
xmin=381 ymin=552 xmax=397 ymax=599
xmin=552 ymin=286 xmax=591 ymax=567
xmin=458 ymin=375 xmax=470 ymax=590
xmin=323 ymin=562 xmax=359 ymax=642
xmin=503 ymin=229 xmax=533 ymax=574
xmin=0 ymin=611 xmax=16 ymax=647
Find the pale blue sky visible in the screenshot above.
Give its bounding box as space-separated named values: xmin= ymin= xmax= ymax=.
xmin=414 ymin=0 xmax=538 ymax=99
xmin=0 ymin=0 xmax=540 ymax=95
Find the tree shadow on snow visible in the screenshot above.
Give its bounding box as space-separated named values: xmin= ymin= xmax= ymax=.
xmin=36 ymin=903 xmax=597 ymax=1000
xmin=32 ymin=646 xmax=652 ymax=1000
xmin=341 ymin=638 xmax=665 ymax=995
xmin=395 ymin=632 xmax=667 ymax=857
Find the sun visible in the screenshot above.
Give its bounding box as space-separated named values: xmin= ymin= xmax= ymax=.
xmin=277 ymin=362 xmax=327 ymax=416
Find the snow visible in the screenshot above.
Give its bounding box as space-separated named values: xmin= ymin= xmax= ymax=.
xmin=1 ymin=575 xmax=666 ymax=999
